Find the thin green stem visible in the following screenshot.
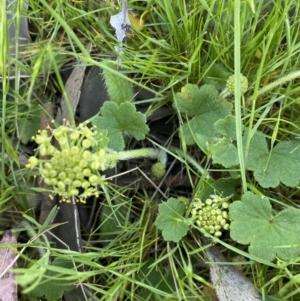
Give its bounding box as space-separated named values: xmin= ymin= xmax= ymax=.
xmin=234 ymin=0 xmax=247 ymax=194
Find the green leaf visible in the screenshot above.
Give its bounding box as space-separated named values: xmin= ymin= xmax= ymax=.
xmin=211 ymin=137 xmax=239 ymax=168
xmin=92 ymin=101 xmax=149 ymax=151
xmin=174 ymin=84 xmax=216 ymax=115
xmin=246 ymin=132 xmax=300 ymax=187
xmin=99 ymin=203 xmax=129 ymax=246
xmin=214 ymin=115 xmax=239 ymax=139
xmin=31 ymin=257 xmax=75 ymax=300
xmin=203 ymin=63 xmax=231 ymax=90
xmin=229 ymin=192 xmax=300 ymax=261
xmin=18 ymin=111 xmax=41 ymax=144
xmin=197 ymin=178 xmax=239 ymax=201
xmin=174 ymin=84 xmax=232 ymax=148
xmin=155 ymin=197 xmax=189 ymax=243
xmin=102 ymin=62 xmax=134 ymax=105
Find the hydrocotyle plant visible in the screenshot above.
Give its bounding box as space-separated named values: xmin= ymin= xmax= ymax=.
xmin=26 ymin=61 xmax=167 ymax=203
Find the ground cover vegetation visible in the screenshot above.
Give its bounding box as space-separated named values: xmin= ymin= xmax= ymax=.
xmin=1 ymin=0 xmax=300 ymax=300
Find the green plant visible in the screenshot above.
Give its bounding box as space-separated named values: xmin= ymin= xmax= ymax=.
xmin=3 ymin=0 xmax=300 ymax=300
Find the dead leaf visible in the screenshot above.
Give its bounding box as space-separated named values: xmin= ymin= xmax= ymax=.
xmin=0 ymin=230 xmax=18 ymax=301
xmin=200 ymin=237 xmax=261 ymax=301
xmin=56 ymin=43 xmax=92 ymax=124
xmin=109 ymin=0 xmax=131 ymax=59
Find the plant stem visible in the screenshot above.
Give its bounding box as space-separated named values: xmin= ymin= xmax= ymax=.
xmin=107 ymin=148 xmax=160 ymax=161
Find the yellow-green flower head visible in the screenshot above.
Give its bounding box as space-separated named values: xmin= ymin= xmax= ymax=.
xmin=226 ymin=74 xmax=248 ymax=95
xmin=191 ymin=195 xmax=230 ymax=237
xmin=26 ymin=121 xmax=108 ymax=203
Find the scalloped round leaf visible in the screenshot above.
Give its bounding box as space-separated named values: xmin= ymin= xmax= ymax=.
xmin=155 ymin=198 xmax=189 ymax=243
xmin=174 ymin=84 xmax=218 ymax=115
xmin=177 ymin=84 xmax=232 ymax=148
xmin=214 ymin=115 xmax=239 ymax=139
xmin=245 ymin=131 xmax=300 ymax=188
xmin=212 ymin=137 xmax=239 ymax=168
xmin=229 ymin=192 xmax=300 ymax=261
xmin=92 ymin=101 xmax=149 ymax=151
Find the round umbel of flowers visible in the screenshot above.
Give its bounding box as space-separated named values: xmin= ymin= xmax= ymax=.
xmin=191 ymin=195 xmax=230 ymax=237
xmin=26 ymin=121 xmax=108 ymax=203
xmin=226 ymin=74 xmax=248 ymax=95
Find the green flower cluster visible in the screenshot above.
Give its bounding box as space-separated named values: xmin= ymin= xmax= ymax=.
xmin=26 ymin=121 xmax=107 ymax=203
xmin=151 ymin=162 xmax=166 ymax=178
xmin=226 ymin=74 xmax=248 ymax=95
xmin=191 ymin=195 xmax=230 ymax=237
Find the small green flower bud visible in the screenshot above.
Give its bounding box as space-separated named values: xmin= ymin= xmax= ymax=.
xmin=217 ymin=215 xmax=223 ymax=222
xmin=57 ymin=136 xmax=68 ymax=147
xmin=27 ymin=156 xmax=39 ymax=169
xmin=49 ymin=170 xmax=57 ymax=178
xmin=220 ymin=219 xmax=226 ymax=226
xmin=76 ymin=172 xmax=84 ymax=180
xmin=82 ymin=150 xmax=91 ymax=160
xmin=73 ymin=166 xmax=82 ymax=174
xmin=40 ymin=168 xmax=49 ymax=177
xmin=90 ymin=161 xmax=101 ymax=170
xmin=51 ymin=157 xmax=59 ymax=165
xmin=47 ymin=145 xmax=56 ymax=155
xmin=68 ymin=173 xmax=75 ymax=180
xmin=69 ymin=189 xmax=79 ymax=196
xmin=89 ymin=175 xmax=100 ymax=185
xmin=73 ymin=180 xmax=82 ymax=187
xmin=70 ymin=131 xmax=80 ymax=141
xmin=64 ymin=177 xmax=72 ymax=185
xmin=70 ymin=146 xmax=80 ymax=155
xmin=50 ymin=178 xmax=58 ymax=185
xmin=83 ymin=168 xmax=91 ymax=177
xmin=61 ymin=149 xmax=70 ymax=158
xmin=151 ymin=162 xmax=166 ymax=178
xmin=40 ymin=146 xmax=48 ymax=156
xmin=222 ymin=202 xmax=229 ymax=209
xmin=79 ymin=160 xmax=88 ymax=168
xmin=44 ymin=162 xmax=53 ymax=170
xmin=82 ymin=139 xmax=92 ymax=149
xmin=44 ymin=178 xmax=52 ymax=185
xmin=191 ymin=208 xmax=198 ymax=216
xmin=72 ymin=155 xmax=81 ymax=163
xmin=205 ymin=199 xmax=212 ymax=206
xmin=59 ymin=171 xmax=67 ymax=180
xmin=82 ymin=180 xmax=91 ymax=189
xmin=215 ymin=231 xmax=222 ymax=237
xmin=222 ymin=211 xmax=228 ymax=218
xmin=35 ymin=130 xmax=51 ymax=145
xmin=57 ymin=181 xmax=66 ymax=190
xmin=223 ymin=223 xmax=230 ymax=230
